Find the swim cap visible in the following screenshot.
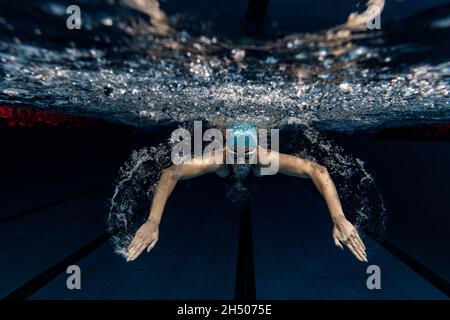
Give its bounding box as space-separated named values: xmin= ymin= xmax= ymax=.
xmin=226 ymin=123 xmax=258 ymax=155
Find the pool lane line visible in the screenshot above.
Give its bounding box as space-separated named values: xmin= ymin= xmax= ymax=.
xmin=5 ymin=205 xmax=255 ymax=300
xmin=363 ymin=228 xmax=450 ymax=298
xmin=234 ymin=198 xmax=256 ymax=300
xmin=306 ymin=184 xmax=450 ymax=297
xmin=0 ymin=184 xmax=108 ymax=224
xmin=5 ymin=191 xmax=446 ymax=299
xmin=2 ymin=232 xmax=110 ymax=300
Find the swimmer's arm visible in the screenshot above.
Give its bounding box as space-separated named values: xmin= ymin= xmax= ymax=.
xmin=276 ymin=153 xmax=345 ymax=222
xmin=126 ymin=154 xmax=225 ymax=261
xmin=262 ymin=151 xmax=367 ymax=261
xmin=147 ymin=159 xmax=225 ymax=225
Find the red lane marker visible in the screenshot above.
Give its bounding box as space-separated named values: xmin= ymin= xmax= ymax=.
xmin=376 ymin=124 xmax=450 ymax=141
xmin=0 ymin=105 xmax=130 ymax=130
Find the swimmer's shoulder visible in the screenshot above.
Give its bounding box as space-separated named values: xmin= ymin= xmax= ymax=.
xmin=256 ymin=146 xmax=278 ymax=167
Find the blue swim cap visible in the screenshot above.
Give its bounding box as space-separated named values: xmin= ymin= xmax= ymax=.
xmin=226 ymin=123 xmax=258 ymax=152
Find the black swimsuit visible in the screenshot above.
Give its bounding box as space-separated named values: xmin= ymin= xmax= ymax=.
xmin=223 ymin=164 xmax=258 ymax=185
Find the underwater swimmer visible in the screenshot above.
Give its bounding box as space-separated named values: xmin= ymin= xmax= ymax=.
xmin=126 ymin=125 xmax=367 ymax=262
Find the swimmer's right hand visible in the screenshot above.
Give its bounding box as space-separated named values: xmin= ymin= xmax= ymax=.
xmin=126 ymin=220 xmax=159 ymax=261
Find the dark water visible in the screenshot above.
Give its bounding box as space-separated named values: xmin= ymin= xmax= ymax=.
xmin=0 ymin=0 xmax=448 ymax=131
xmin=0 ymin=0 xmax=449 ymax=257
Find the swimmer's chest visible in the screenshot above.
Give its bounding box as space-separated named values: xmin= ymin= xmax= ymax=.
xmin=217 ymin=164 xmax=261 ymax=183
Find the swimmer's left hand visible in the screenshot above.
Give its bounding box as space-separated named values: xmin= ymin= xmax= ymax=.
xmin=332 ymin=217 xmax=367 ymax=262
xmin=126 ymin=220 xmax=159 ymax=261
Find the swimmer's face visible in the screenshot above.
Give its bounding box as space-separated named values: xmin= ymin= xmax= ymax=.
xmin=227 ymin=145 xmax=257 ymax=160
